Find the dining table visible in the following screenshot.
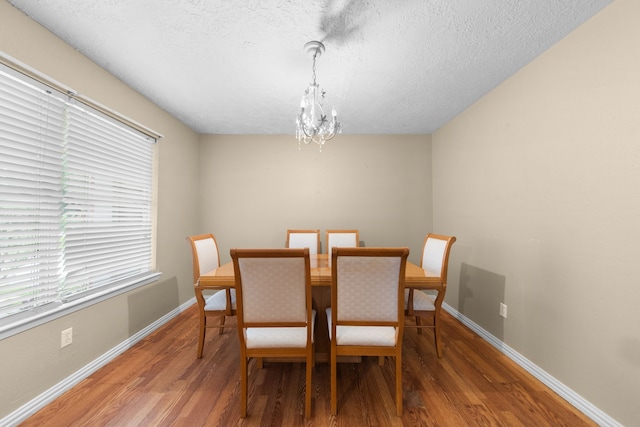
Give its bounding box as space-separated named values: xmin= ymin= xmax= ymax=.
xmin=198 ymin=253 xmax=443 ymax=362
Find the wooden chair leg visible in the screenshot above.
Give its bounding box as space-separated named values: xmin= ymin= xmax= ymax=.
xmin=218 ymin=314 xmax=226 ymax=335
xmin=240 ymin=358 xmax=248 ymax=418
xmin=395 ymin=352 xmax=403 ymax=416
xmin=378 ymin=356 xmax=385 ymax=366
xmin=330 ymin=347 xmax=337 ymax=415
xmin=197 ymin=313 xmax=206 ymax=359
xmin=415 ymin=315 xmax=423 ymax=334
xmin=305 ymin=353 xmax=312 ymax=418
xmin=434 ymin=315 xmax=443 ymax=358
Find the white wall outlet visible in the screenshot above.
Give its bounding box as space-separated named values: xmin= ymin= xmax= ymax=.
xmin=499 ymin=303 xmax=507 ymax=319
xmin=61 ymin=327 xmax=73 ymax=348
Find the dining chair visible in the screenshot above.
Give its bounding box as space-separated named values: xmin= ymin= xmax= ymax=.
xmin=187 ymin=233 xmax=236 ymax=359
xmin=327 ymin=246 xmax=409 ymax=416
xmin=286 ymin=229 xmax=321 ymax=256
xmin=230 ymin=248 xmax=316 ymax=418
xmin=404 ymin=233 xmax=456 ymax=358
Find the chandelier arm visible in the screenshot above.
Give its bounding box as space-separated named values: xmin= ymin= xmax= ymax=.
xmin=300 ymin=124 xmax=314 ymax=139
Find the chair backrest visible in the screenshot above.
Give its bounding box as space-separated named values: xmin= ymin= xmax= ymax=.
xmin=326 ymin=229 xmax=359 ymax=254
xmin=421 ymin=233 xmax=456 ymax=284
xmin=331 ymin=247 xmax=409 ymax=324
xmin=187 ymin=234 xmax=221 ymax=285
xmin=231 ymin=248 xmax=312 ymax=325
xmin=286 ymin=229 xmax=321 ymax=257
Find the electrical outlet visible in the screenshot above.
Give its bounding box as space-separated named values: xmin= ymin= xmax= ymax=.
xmin=61 ymin=327 xmax=73 ymax=348
xmin=499 ymin=303 xmax=507 ymax=319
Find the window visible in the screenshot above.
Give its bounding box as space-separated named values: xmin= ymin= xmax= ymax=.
xmin=0 ymin=60 xmax=159 ymax=336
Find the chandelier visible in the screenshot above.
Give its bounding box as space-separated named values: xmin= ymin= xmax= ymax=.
xmin=296 ymin=41 xmax=341 ymax=150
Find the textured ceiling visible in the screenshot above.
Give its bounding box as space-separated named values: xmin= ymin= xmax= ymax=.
xmin=7 ymin=0 xmax=611 ymax=135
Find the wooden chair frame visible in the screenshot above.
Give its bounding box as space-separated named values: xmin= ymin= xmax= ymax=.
xmin=187 ymin=233 xmax=235 ymax=359
xmin=285 ymin=229 xmax=321 ymax=256
xmin=328 ymin=246 xmax=409 ymax=416
xmin=405 ymin=233 xmax=456 ymax=358
xmin=231 ymin=248 xmax=314 ymax=418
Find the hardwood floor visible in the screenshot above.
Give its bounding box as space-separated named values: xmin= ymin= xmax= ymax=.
xmin=20 ymin=306 xmax=596 ymax=426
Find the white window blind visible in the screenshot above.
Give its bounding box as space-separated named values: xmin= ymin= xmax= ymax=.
xmin=0 ymin=62 xmax=156 ymax=324
xmin=60 ymin=102 xmax=154 ymax=300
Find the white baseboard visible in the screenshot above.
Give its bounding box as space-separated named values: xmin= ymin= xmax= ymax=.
xmin=443 ymin=303 xmax=621 ymax=427
xmin=1 ymin=298 xmax=196 ymax=427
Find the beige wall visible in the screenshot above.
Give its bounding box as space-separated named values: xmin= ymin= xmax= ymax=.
xmin=0 ymin=1 xmax=201 ymax=418
xmin=198 ymin=134 xmax=432 ymax=265
xmin=433 ymin=0 xmax=639 ymax=425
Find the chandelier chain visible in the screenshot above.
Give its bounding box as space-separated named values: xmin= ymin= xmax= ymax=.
xmin=312 ymin=52 xmax=317 ymax=85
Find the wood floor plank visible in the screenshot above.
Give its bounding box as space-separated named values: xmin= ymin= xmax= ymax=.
xmin=19 ymin=306 xmax=597 ymax=426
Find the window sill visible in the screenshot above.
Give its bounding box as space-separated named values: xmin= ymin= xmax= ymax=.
xmin=0 ymin=272 xmax=162 ymax=341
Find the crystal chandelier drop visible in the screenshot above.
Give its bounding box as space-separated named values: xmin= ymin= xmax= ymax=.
xmin=296 ymin=41 xmax=341 ymax=151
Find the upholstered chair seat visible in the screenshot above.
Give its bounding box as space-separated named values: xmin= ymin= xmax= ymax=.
xmin=403 ymin=288 xmax=436 ymax=311
xmin=204 ymin=289 xmax=236 ymax=311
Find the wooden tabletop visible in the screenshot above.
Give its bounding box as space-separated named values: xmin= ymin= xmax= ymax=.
xmin=198 ymin=254 xmax=442 ymax=290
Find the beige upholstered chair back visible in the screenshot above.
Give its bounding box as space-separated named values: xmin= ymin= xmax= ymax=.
xmin=326 ymin=230 xmax=359 ymax=254
xmin=326 ymin=230 xmax=359 ymax=267
xmin=189 ymin=234 xmax=220 ymax=284
xmin=331 ymin=247 xmax=408 ymax=324
xmin=236 ymin=256 xmax=308 ymax=323
xmin=336 ymin=255 xmax=403 ymax=323
xmin=286 ymin=229 xmax=321 ymax=257
xmin=421 ymin=234 xmax=456 ymax=284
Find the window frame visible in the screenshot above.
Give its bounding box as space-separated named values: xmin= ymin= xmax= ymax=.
xmin=0 ymin=55 xmax=162 ymax=340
